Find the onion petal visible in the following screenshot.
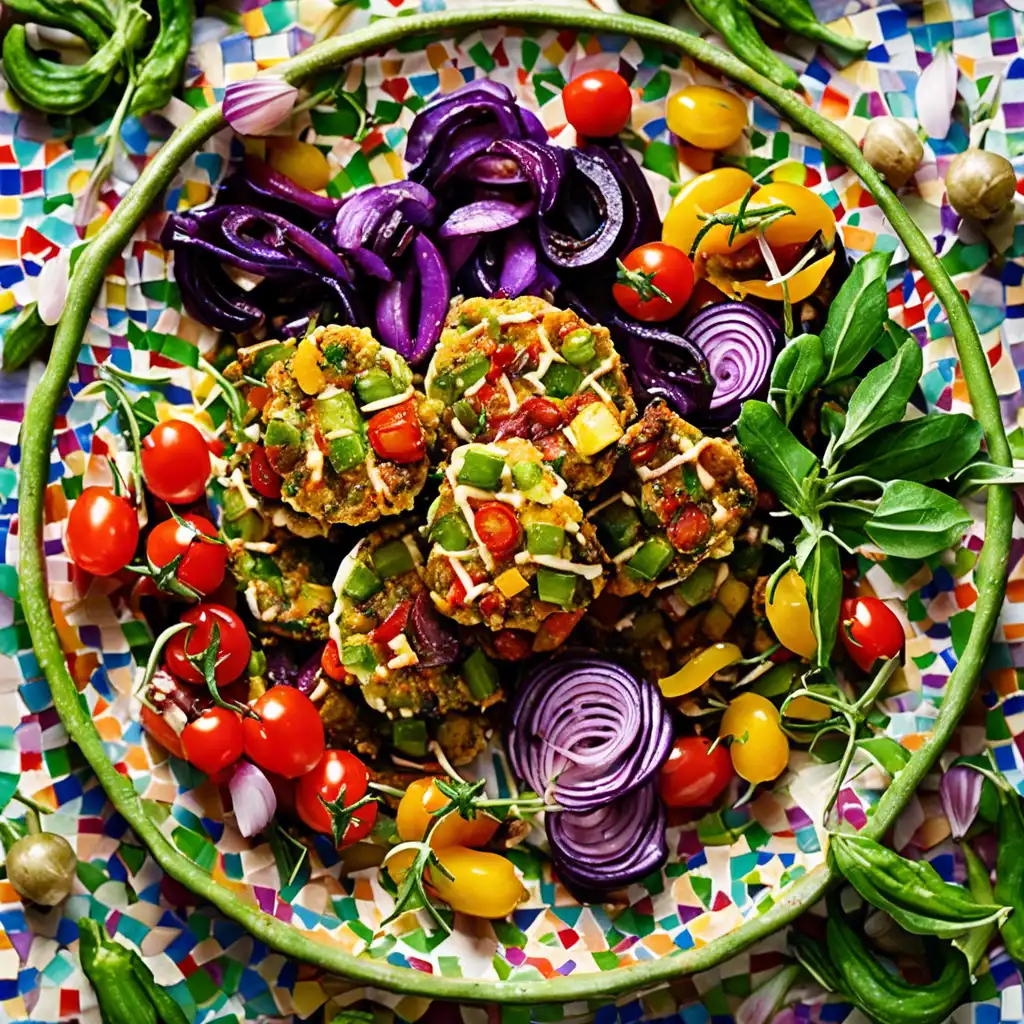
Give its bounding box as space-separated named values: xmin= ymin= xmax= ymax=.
xmin=915 ymin=46 xmax=958 ymax=140
xmin=223 ymin=77 xmax=298 ymax=137
xmin=229 ymin=761 xmax=277 ymax=838
xmin=411 ymin=234 xmax=450 ymax=364
xmin=36 ymin=247 xmax=70 ymax=326
xmin=940 ymin=764 xmax=982 ymax=842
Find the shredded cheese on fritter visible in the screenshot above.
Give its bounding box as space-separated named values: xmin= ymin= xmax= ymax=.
xmin=513 ymin=552 xmax=603 ymax=579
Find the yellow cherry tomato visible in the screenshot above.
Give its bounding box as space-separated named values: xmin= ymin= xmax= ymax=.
xmin=720 ymin=249 xmax=836 ymax=304
xmin=754 ymin=181 xmax=837 ymax=249
xmin=766 ymin=570 xmax=817 ymax=660
xmin=662 ymin=167 xmax=753 ymax=256
xmin=396 ymin=777 xmax=501 ymax=849
xmin=720 ymin=693 xmax=790 ymax=784
xmin=666 ymin=86 xmax=748 ymax=151
xmin=430 ymin=847 xmax=526 ymax=919
xmin=267 ymin=139 xmax=331 ymax=193
xmin=784 ymin=694 xmax=833 ymax=722
xmin=659 ymin=642 xmax=742 ymax=698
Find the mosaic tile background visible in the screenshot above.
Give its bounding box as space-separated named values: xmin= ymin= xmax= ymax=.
xmin=5 ymin=0 xmax=1024 ymax=1019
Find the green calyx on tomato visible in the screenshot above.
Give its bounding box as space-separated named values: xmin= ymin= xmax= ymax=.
xmin=612 ymin=243 xmax=694 ymax=323
xmin=296 ymin=750 xmax=378 ymax=848
xmin=138 ymin=510 xmax=228 ymax=600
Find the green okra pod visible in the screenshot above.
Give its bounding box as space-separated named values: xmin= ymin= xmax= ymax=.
xmin=831 ymin=832 xmax=1009 ymax=938
xmin=131 ymin=0 xmax=195 ymax=116
xmin=1 ymin=0 xmax=109 ymax=50
xmin=2 ymin=303 xmax=53 ymax=373
xmin=686 ymin=0 xmax=801 ymax=90
xmin=746 ymin=0 xmax=869 ymax=59
xmin=2 ymin=24 xmax=126 ymax=114
xmin=825 ymin=892 xmax=971 ymax=1024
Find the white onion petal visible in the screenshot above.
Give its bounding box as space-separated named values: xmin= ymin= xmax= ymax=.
xmin=229 ymin=760 xmax=277 ymax=838
xmin=223 ymin=77 xmax=298 ymax=137
xmin=915 ymin=47 xmax=958 ymax=141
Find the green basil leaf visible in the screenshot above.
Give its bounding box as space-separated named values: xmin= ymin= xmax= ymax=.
xmin=827 ymin=339 xmax=923 ymax=466
xmin=821 ymin=249 xmax=892 ymax=383
xmin=839 ymin=413 xmax=983 ymax=484
xmin=820 ymin=401 xmax=846 ymax=439
xmin=735 ymin=400 xmax=819 ymax=515
xmin=799 ymin=533 xmax=842 ymax=666
xmin=769 ymin=333 xmax=823 ymax=424
xmin=875 ymin=319 xmax=914 ymax=361
xmin=827 ymin=504 xmax=871 ymax=550
xmin=857 ymin=736 xmax=912 ymax=777
xmin=954 ymin=458 xmax=1024 ymax=497
xmin=864 ymin=480 xmax=973 ymax=558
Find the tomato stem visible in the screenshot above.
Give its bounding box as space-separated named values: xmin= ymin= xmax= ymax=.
xmin=614 ymin=259 xmax=671 ymax=305
xmin=368 ymin=782 xmax=407 ymax=799
xmin=97 ymin=365 xmax=144 ymax=495
xmin=135 ymin=621 xmax=190 ymax=699
xmin=12 ymin=790 xmax=53 ymax=817
xmin=688 ymin=200 xmax=795 ymax=259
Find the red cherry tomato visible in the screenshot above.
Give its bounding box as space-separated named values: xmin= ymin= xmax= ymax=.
xmin=65 ymin=486 xmax=139 ymax=577
xmin=492 ymin=629 xmax=534 ymax=661
xmin=181 ymin=706 xmax=244 ymax=776
xmin=841 ymin=597 xmax=905 ymax=673
xmin=612 ymin=243 xmax=695 ymax=322
xmin=562 ymin=70 xmax=633 ymax=138
xmin=146 ymin=513 xmax=228 ymax=596
xmin=658 ymin=735 xmax=734 ymax=808
xmin=474 ymin=502 xmax=522 ymax=560
xmin=367 ymin=401 xmax=426 ymax=464
xmin=295 ymin=749 xmax=377 ymax=847
xmin=250 ymin=447 xmax=282 ymax=499
xmin=522 ymin=397 xmax=562 ymax=430
xmin=242 ymin=685 xmax=325 ymax=779
xmin=140 ymin=704 xmax=186 ymax=760
xmin=667 ymin=504 xmax=711 ymax=552
xmin=141 ymin=420 xmax=211 ymax=504
xmin=321 ymin=639 xmax=347 ymax=682
xmin=165 ymin=603 xmax=251 ymax=686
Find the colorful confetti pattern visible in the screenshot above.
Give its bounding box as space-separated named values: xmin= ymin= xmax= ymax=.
xmin=5 ymin=0 xmax=1024 ymax=1019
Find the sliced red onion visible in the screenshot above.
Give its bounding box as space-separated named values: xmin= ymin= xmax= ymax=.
xmin=586 ymin=137 xmax=659 ymax=252
xmin=539 ymin=150 xmax=624 ymax=270
xmin=940 ymin=764 xmax=982 ymax=842
xmin=488 ymin=139 xmax=564 ymax=213
xmin=411 ymin=234 xmax=450 ymax=364
xmin=684 ymin=302 xmax=780 ymax=426
xmin=239 ymin=156 xmax=340 ymax=219
xmin=548 ymin=781 xmax=667 ymax=896
xmin=439 ymin=200 xmax=535 ymax=239
xmin=499 ymin=227 xmax=537 ymax=299
xmin=37 ymin=247 xmax=71 ymax=326
xmin=376 ymin=271 xmax=416 ymax=355
xmin=509 ymin=653 xmax=672 ymax=811
xmin=223 ymin=77 xmax=297 ymax=137
xmin=295 ymin=647 xmax=322 ymax=695
xmin=229 ymin=761 xmax=278 ymax=838
xmin=409 ymin=591 xmax=460 ymax=667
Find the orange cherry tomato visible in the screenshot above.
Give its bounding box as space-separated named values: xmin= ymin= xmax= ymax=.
xmin=396 ymin=777 xmax=501 ymax=849
xmin=562 ymin=70 xmax=632 ymax=138
xmin=474 ymin=502 xmax=522 ymax=560
xmin=295 ymin=749 xmax=377 ymax=847
xmin=65 ymin=485 xmax=139 ymax=577
xmin=367 ymin=401 xmax=425 ymax=464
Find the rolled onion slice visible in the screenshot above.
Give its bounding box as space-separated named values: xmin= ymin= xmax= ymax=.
xmin=409 ymin=591 xmax=460 ymax=667
xmin=509 ymin=653 xmax=673 ymax=811
xmin=547 ymin=781 xmax=667 ymax=896
xmin=685 ymin=302 xmax=780 ymax=425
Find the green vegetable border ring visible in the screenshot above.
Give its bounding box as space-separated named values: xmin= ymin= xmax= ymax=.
xmin=17 ymin=5 xmax=1014 ymax=1004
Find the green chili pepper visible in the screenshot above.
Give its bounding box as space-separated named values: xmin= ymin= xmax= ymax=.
xmin=995 ymin=786 xmax=1024 ymax=963
xmin=131 ymin=0 xmax=196 ymax=116
xmin=1 ymin=0 xmax=109 ymax=49
xmin=3 ymin=25 xmax=127 ymax=115
xmin=2 ymin=303 xmax=53 ymax=373
xmin=78 ymin=917 xmax=189 ymax=1024
xmin=831 ymin=832 xmax=1008 ymax=938
xmin=746 ymin=0 xmax=869 ymax=59
xmin=824 ymin=892 xmax=971 ymax=1024
xmin=685 ymin=0 xmax=800 ymax=90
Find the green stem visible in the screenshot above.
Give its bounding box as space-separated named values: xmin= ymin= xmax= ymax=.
xmin=16 ymin=5 xmax=1013 ymax=1005
xmin=12 ymin=790 xmax=53 ymax=816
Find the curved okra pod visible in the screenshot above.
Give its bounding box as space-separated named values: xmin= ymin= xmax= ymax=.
xmin=1 ymin=0 xmax=109 ymax=49
xmin=746 ymin=0 xmax=869 ymax=60
xmin=685 ymin=0 xmax=801 ymax=90
xmin=131 ymin=0 xmax=196 ymax=116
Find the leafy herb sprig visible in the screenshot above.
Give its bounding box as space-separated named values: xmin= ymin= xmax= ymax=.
xmin=738 ymin=248 xmax=986 ymax=667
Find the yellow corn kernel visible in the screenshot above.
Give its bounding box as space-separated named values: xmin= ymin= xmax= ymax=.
xmin=716 ymin=576 xmax=750 ymax=617
xmin=495 ymin=568 xmax=529 ymax=598
xmin=570 ymin=402 xmax=623 ymax=456
xmin=293 ymin=337 xmax=325 ymax=395
xmin=658 ymin=642 xmax=741 ymax=698
xmin=267 ymin=139 xmax=331 ymax=192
